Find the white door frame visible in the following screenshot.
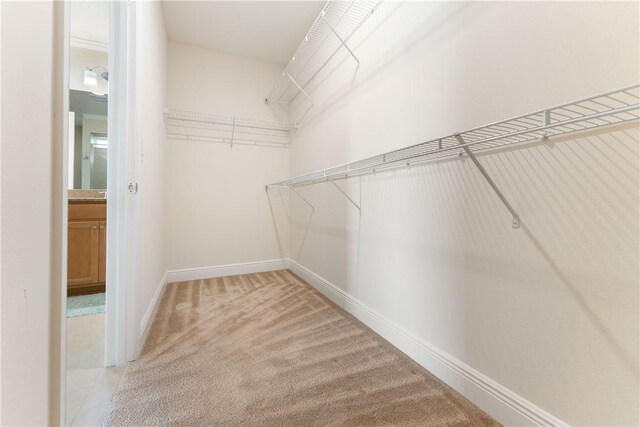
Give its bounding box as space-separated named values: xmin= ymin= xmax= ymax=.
xmin=56 ymin=2 xmax=70 ymax=424
xmin=105 ymin=0 xmax=141 ymax=367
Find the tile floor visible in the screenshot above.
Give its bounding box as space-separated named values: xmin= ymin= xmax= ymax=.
xmin=66 ymin=313 xmax=125 ymax=426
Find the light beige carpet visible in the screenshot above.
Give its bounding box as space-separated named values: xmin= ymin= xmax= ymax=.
xmin=103 ymin=270 xmax=500 ymax=426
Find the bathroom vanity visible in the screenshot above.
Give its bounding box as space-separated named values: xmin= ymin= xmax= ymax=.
xmin=68 ymin=191 xmax=107 ymax=296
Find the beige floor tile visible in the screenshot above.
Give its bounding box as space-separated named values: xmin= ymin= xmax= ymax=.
xmin=71 ymin=366 xmax=126 ymax=426
xmin=66 ymin=313 xmax=121 ymax=426
xmin=101 ymin=366 xmax=126 ymax=392
xmin=67 ymin=314 xmax=105 ymax=370
xmin=66 ymin=386 xmax=92 ymax=426
xmin=66 ymin=368 xmax=104 ymax=393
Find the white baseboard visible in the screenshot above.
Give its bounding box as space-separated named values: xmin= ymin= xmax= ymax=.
xmin=288 ymin=259 xmax=568 ymax=427
xmin=166 ymin=258 xmax=289 ymax=284
xmin=147 ymin=259 xmax=566 ymax=426
xmin=139 ymin=271 xmax=167 ymax=352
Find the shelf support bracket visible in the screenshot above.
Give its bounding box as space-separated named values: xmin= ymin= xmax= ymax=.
xmin=322 ymin=15 xmax=360 ymax=67
xmin=330 ymin=180 xmax=361 ymax=213
xmin=540 ymin=109 xmax=550 ymax=141
xmin=289 ymin=185 xmax=315 ymax=213
xmin=230 ymin=117 xmax=236 ymax=147
xmin=284 ymin=72 xmax=314 ymax=106
xmin=454 ymin=133 xmax=520 ymax=229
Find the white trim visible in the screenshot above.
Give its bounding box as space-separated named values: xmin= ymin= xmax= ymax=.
xmin=57 ymin=2 xmax=71 ymax=423
xmin=139 ymin=271 xmax=167 ymax=352
xmin=166 ymin=259 xmax=289 ymax=284
xmin=288 ymin=260 xmax=568 ymax=427
xmin=148 ymin=259 xmax=567 ymax=426
xmin=105 ymin=0 xmax=140 ymax=367
xmin=105 ymin=0 xmax=120 ymax=368
xmin=83 ymin=113 xmax=108 ymax=121
xmin=128 ymin=0 xmax=142 ymax=363
xmin=70 ymin=36 xmax=108 ymax=52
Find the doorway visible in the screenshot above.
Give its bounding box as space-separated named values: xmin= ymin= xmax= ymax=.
xmin=63 ymin=1 xmax=141 ymax=425
xmin=65 ymin=2 xmax=117 ymax=425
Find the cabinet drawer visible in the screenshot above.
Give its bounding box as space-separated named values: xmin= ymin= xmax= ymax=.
xmin=69 ymin=202 xmax=106 ymax=220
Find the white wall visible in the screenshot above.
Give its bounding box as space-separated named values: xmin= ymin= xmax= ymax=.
xmin=287 ymin=2 xmax=639 ymax=426
xmin=137 ymin=1 xmax=168 ymax=340
xmin=165 ymin=42 xmax=290 ymax=270
xmin=0 ymin=1 xmax=55 ymax=424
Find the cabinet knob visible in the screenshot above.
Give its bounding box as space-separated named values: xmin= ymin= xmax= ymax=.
xmin=92 ymin=225 xmax=98 ymax=230
xmin=99 ymin=225 xmax=105 ymax=230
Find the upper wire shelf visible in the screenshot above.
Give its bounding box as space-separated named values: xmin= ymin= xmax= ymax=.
xmin=265 ymin=0 xmax=382 ymax=109
xmin=267 ymin=84 xmax=640 ymax=187
xmin=164 ymin=109 xmax=295 ymax=148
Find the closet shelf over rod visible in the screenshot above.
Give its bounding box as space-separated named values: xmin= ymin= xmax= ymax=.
xmin=266 ymin=84 xmax=639 ymax=226
xmin=267 ymin=85 xmax=639 ymax=188
xmin=164 ymin=108 xmax=295 ymax=148
xmin=265 ymin=0 xmax=382 ymax=107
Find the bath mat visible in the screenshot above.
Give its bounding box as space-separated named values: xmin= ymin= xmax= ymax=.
xmin=67 ymin=292 xmax=106 ymax=317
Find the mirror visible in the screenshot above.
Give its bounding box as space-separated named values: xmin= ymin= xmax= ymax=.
xmin=69 ymin=90 xmax=108 ymax=189
xmin=68 ymin=16 xmax=109 ymax=190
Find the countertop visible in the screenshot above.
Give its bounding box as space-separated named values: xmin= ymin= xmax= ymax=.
xmin=69 ymin=189 xmax=107 ymax=203
xmin=69 ymin=198 xmax=107 ymax=204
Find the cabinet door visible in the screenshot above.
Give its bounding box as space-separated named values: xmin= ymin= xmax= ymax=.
xmin=68 ymin=221 xmax=100 ymax=286
xmin=98 ymin=221 xmax=107 ymax=283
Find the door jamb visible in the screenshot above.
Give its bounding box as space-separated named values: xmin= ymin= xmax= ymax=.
xmin=105 ymin=0 xmax=141 ymax=367
xmin=54 ymin=1 xmax=70 ymax=424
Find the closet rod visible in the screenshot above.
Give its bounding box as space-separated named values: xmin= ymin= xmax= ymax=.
xmin=266 ymin=84 xmax=639 ymax=226
xmin=164 ymin=109 xmax=295 ymax=133
xmin=267 ymin=84 xmax=639 ymax=189
xmin=164 ymin=108 xmax=295 ymax=148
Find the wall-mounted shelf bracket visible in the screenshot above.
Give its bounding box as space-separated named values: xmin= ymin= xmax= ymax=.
xmin=267 ymin=85 xmax=638 ymax=230
xmin=289 ymin=185 xmax=315 ymax=213
xmin=284 ymin=72 xmax=314 ymax=107
xmin=330 ymin=180 xmax=361 ymax=212
xmin=230 ymin=117 xmax=236 ymax=147
xmin=539 ymin=109 xmax=551 ymax=141
xmin=454 ymin=133 xmax=520 ymax=229
xmin=321 ymin=12 xmax=359 ymax=67
xmin=264 ymin=0 xmax=382 ymax=111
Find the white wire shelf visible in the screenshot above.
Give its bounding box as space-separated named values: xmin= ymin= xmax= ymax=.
xmin=268 ymin=84 xmax=640 ymax=188
xmin=265 ymin=0 xmax=382 ymax=109
xmin=164 ymin=109 xmax=295 ymax=148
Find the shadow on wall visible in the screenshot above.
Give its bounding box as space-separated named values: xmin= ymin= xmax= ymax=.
xmin=275 ymin=0 xmax=638 ymax=421
xmin=278 ymin=1 xmax=475 ymax=289
xmin=283 ymin=121 xmax=638 ymax=423
xmin=266 ymin=186 xmax=291 ymax=259
xmin=509 ymin=126 xmax=639 ymax=375
xmin=291 ymin=1 xmax=473 ymax=128
xmin=281 ymin=2 xmax=479 ymax=279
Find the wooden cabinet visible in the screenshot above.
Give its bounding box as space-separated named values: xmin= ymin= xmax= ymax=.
xmin=68 ymin=201 xmax=106 ymax=295
xmin=68 ymin=221 xmax=100 ymax=286
xmin=98 ymin=221 xmax=106 ymax=283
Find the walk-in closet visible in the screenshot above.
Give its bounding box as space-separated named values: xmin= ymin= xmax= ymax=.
xmin=1 ymin=1 xmax=638 ymax=426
